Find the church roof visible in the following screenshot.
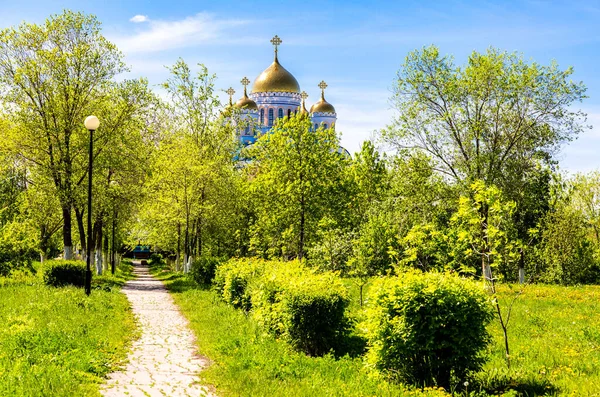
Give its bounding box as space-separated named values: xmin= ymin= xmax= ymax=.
xmin=252 ymin=56 xmax=301 ymax=94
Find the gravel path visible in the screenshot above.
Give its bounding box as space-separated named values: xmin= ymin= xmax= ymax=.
xmin=102 ymin=262 xmax=214 ymax=397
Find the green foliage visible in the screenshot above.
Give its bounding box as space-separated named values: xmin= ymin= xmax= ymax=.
xmin=362 ymin=271 xmax=494 ymax=389
xmin=307 ymin=217 xmax=354 ymax=273
xmin=42 ymin=260 xmax=86 ymax=287
xmin=149 ymin=253 xmax=166 ymax=267
xmin=214 ymin=257 xmax=267 ymax=311
xmin=215 ymin=258 xmax=351 ymax=356
xmin=247 ymin=114 xmax=350 ymax=259
xmin=382 ymin=45 xmax=588 ymax=188
xmin=0 ymin=277 xmax=136 ymax=395
xmin=251 ymin=261 xmax=351 ymax=356
xmin=189 ymin=256 xmax=222 ymax=286
xmin=540 ymin=204 xmax=599 ymax=284
xmin=153 ymin=269 xmax=448 ymax=397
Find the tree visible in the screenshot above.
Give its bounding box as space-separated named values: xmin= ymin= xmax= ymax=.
xmin=0 ymin=11 xmax=127 ymax=259
xmin=381 ymin=46 xmax=588 ymax=279
xmin=248 ymin=114 xmax=349 ymax=260
xmin=382 ymin=45 xmax=588 ymax=188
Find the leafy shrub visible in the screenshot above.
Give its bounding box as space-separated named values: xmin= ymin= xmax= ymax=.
xmin=149 ymin=253 xmax=165 ymax=267
xmin=362 ymin=271 xmax=494 ymax=389
xmin=251 ymin=261 xmax=351 ymax=356
xmin=43 ymin=260 xmax=86 ymax=287
xmin=214 ymin=258 xmax=266 ymax=310
xmin=189 ymin=257 xmax=222 ymax=286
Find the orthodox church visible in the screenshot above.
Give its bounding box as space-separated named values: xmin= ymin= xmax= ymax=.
xmin=226 ymin=35 xmax=337 ymax=146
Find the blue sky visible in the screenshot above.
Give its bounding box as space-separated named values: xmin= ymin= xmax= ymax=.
xmin=2 ymin=0 xmax=599 ymax=172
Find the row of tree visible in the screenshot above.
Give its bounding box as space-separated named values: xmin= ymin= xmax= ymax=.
xmin=0 ymin=10 xmax=597 ymax=286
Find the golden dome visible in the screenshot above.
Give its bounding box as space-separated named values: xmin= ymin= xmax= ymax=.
xmin=235 ymin=82 xmax=258 ymax=110
xmin=235 ymin=96 xmax=258 ymax=110
xmin=252 ymin=56 xmax=300 ymax=94
xmin=310 ymin=93 xmax=336 ymax=114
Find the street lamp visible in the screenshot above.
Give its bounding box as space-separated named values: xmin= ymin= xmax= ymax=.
xmin=84 ymin=115 xmax=100 ymax=296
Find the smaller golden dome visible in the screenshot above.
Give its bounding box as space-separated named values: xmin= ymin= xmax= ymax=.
xmin=310 ymin=94 xmax=336 ymax=114
xmin=311 ymin=80 xmax=336 ymax=114
xmin=235 ymin=89 xmax=258 ymax=111
xmin=235 ymin=96 xmax=258 ymax=110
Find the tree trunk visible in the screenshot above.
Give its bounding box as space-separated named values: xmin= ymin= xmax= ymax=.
xmin=299 ymin=195 xmax=305 ymax=260
xmin=519 ymin=249 xmax=525 ymax=284
xmin=62 ymin=205 xmax=73 ymax=259
xmin=176 ymin=222 xmax=181 ymax=272
xmin=94 ymin=219 xmax=103 ymax=275
xmin=75 ymin=207 xmax=86 ymax=259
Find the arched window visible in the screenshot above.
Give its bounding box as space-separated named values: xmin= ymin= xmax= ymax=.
xmin=324 ymin=123 xmax=328 ymax=129
xmin=245 ymin=126 xmax=250 ymax=135
xmin=260 ymin=109 xmax=264 ymax=125
xmin=314 ymin=123 xmax=318 ymax=130
xmin=268 ymin=109 xmax=274 ymax=126
xmin=278 ymin=108 xmax=284 ymax=119
xmin=287 ymin=109 xmax=291 ymax=118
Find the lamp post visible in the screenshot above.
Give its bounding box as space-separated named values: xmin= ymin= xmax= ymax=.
xmin=84 ymin=115 xmax=100 ymax=296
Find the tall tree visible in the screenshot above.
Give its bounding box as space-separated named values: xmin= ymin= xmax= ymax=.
xmin=248 ymin=114 xmax=349 ymax=259
xmin=381 ymin=45 xmax=588 ymax=188
xmin=0 ymin=11 xmax=127 ymax=259
xmin=381 ymin=46 xmax=588 ymax=279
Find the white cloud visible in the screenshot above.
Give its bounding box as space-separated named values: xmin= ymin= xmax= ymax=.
xmin=112 ymin=13 xmax=255 ymax=54
xmin=130 ymin=15 xmax=149 ymax=23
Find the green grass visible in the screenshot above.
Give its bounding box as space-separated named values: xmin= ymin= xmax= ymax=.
xmin=0 ymin=261 xmax=137 ymax=396
xmin=478 ymin=284 xmax=600 ymax=395
xmin=150 ymin=265 xmax=448 ymax=397
xmin=155 ymin=264 xmax=600 ymax=396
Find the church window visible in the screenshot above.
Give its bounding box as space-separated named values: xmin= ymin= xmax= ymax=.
xmin=245 ymin=126 xmax=250 ymax=135
xmin=278 ymin=108 xmax=284 ymax=119
xmin=314 ymin=123 xmax=318 ymax=130
xmin=324 ymin=123 xmax=328 ymax=129
xmin=268 ymin=109 xmax=274 ymax=126
xmin=287 ymin=109 xmax=291 ymax=118
xmin=260 ymin=109 xmax=264 ymax=125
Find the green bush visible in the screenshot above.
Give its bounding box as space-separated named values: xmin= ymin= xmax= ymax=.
xmin=43 ymin=260 xmax=86 ymax=287
xmin=149 ymin=253 xmax=165 ymax=267
xmin=214 ymin=258 xmax=266 ymax=311
xmin=189 ymin=257 xmax=222 ymax=286
xmin=251 ymin=261 xmax=351 ymax=356
xmin=362 ymin=271 xmax=494 ymax=389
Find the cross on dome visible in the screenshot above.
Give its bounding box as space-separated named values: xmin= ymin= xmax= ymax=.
xmin=226 ymin=87 xmax=235 ymax=105
xmin=271 ymin=35 xmax=282 ymax=59
xmin=301 ymin=91 xmax=309 ymax=100
xmin=240 ymin=77 xmax=250 ymax=96
xmin=318 ymin=80 xmax=328 ymax=93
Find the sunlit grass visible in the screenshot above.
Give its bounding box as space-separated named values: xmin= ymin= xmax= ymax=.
xmin=0 ymin=261 xmax=137 ymax=396
xmin=157 ymin=263 xmax=600 ymax=396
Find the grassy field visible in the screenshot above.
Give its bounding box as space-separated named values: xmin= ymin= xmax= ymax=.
xmin=154 ymin=264 xmax=600 ymax=396
xmin=0 ymin=262 xmax=137 ymax=396
xmin=151 ymin=267 xmax=448 ymax=397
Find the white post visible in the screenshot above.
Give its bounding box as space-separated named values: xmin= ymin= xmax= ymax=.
xmin=96 ymin=249 xmax=103 ymax=275
xmin=519 ymin=268 xmax=525 ymax=284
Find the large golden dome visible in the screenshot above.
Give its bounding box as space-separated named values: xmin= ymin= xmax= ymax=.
xmin=252 ymin=56 xmax=300 ymax=94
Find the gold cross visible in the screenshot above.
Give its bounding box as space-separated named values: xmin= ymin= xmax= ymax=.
xmin=271 ymin=35 xmax=282 ymax=57
xmin=226 ymin=87 xmax=235 ymax=105
xmin=318 ymin=80 xmax=328 ymax=93
xmin=301 ymin=91 xmax=308 ymax=100
xmin=240 ymin=77 xmax=250 ymax=96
